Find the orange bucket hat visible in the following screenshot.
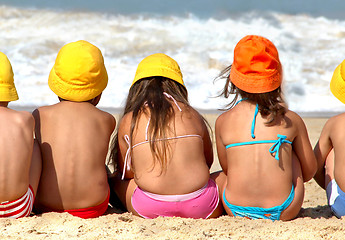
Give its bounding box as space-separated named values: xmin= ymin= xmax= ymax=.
xmin=229 ymin=35 xmax=282 ymax=93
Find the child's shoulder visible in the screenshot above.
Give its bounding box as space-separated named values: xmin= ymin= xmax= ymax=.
xmin=323 ymin=112 xmax=345 ymax=129
xmin=216 ymin=105 xmax=243 ymax=123
xmin=329 ymin=112 xmax=345 ymax=121
xmin=99 ymin=109 xmax=116 ymax=127
xmin=5 ymin=109 xmax=34 ymax=129
xmin=283 ymin=109 xmax=304 ymax=123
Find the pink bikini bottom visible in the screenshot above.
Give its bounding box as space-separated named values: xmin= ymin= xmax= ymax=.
xmin=131 ymin=179 xmax=219 ymax=219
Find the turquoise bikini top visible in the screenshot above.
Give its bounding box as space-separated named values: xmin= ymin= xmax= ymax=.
xmin=225 ymin=101 xmax=292 ymax=161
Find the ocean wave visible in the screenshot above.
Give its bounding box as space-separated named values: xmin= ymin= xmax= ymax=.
xmin=1 ymin=6 xmax=345 ymax=112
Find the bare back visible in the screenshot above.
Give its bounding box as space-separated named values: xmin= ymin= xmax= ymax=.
xmin=216 ymin=101 xmax=316 ymax=207
xmin=0 ymin=106 xmax=34 ymax=202
xmin=118 ymin=102 xmax=213 ymax=195
xmin=33 ymin=101 xmax=115 ymax=210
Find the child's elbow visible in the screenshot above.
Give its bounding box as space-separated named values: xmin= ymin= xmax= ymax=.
xmin=303 ymin=159 xmax=318 ymax=182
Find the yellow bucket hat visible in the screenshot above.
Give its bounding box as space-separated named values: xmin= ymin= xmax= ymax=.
xmin=0 ymin=52 xmax=18 ymax=102
xmin=48 ymin=40 xmax=108 ymax=102
xmin=132 ymin=53 xmax=185 ymax=88
xmin=330 ymin=60 xmax=345 ymax=104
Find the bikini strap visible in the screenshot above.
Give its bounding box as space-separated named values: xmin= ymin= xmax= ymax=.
xmin=121 ymin=93 xmax=186 ymax=180
xmin=121 ymin=133 xmax=202 ymax=180
xmin=144 ymin=93 xmax=181 ymax=140
xmin=122 ymin=135 xmax=132 ymax=180
xmin=122 ymin=134 xmax=151 ymax=180
xmin=269 ymin=134 xmax=292 ymax=161
xmin=234 ymin=98 xmax=245 ymax=106
xmin=163 ymin=92 xmax=182 ymax=112
xmin=234 ymin=99 xmax=257 ymax=139
xmin=251 ymin=104 xmax=259 ymax=139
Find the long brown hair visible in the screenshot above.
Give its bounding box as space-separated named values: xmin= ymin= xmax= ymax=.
xmin=216 ymin=65 xmax=286 ymax=125
xmin=110 ymin=76 xmax=190 ymax=174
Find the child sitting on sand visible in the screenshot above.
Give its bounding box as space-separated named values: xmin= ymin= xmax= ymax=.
xmin=0 ymin=52 xmax=41 ymax=218
xmin=33 ymin=40 xmax=116 ymax=219
xmin=212 ymin=35 xmax=317 ymax=221
xmin=314 ymin=59 xmax=345 ymax=218
xmin=109 ymin=53 xmax=223 ymax=219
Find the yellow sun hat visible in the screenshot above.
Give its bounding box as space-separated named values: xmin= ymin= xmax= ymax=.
xmin=0 ymin=52 xmax=18 ymax=102
xmin=48 ymin=40 xmax=108 ymax=102
xmin=132 ymin=53 xmax=185 ymax=88
xmin=330 ymin=60 xmax=345 ymax=104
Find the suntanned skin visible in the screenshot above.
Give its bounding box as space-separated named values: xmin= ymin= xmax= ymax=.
xmin=0 ymin=102 xmax=41 ymax=203
xmin=314 ymin=113 xmax=345 ymax=191
xmin=110 ymin=101 xmax=223 ymax=218
xmin=33 ymin=95 xmax=116 ymax=211
xmin=213 ymin=101 xmax=317 ymax=220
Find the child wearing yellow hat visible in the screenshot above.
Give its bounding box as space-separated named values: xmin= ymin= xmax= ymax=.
xmin=0 ymin=52 xmax=41 ymax=218
xmin=32 ymin=40 xmax=116 ymax=218
xmin=109 ymin=53 xmax=223 ymax=219
xmin=212 ymin=35 xmax=317 ymax=221
xmin=314 ymin=59 xmax=345 ymax=218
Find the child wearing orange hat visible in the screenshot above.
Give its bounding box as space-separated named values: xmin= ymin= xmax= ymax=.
xmin=32 ymin=40 xmax=116 ymax=218
xmin=0 ymin=52 xmax=41 ymax=218
xmin=212 ymin=35 xmax=317 ymax=221
xmin=109 ymin=53 xmax=223 ymax=219
xmin=314 ymin=60 xmax=345 ymax=218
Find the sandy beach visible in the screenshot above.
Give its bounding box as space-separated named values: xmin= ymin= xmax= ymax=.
xmin=1 ymin=113 xmax=343 ymax=240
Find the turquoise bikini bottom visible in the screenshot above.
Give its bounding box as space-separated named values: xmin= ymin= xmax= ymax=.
xmin=223 ymin=185 xmax=295 ymax=221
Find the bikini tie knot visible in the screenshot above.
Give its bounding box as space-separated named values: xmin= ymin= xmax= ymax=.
xmin=269 ymin=134 xmax=289 ymax=161
xmin=122 ymin=135 xmax=132 ymax=180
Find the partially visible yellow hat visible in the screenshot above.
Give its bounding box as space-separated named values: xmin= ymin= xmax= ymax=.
xmin=330 ymin=60 xmax=345 ymax=104
xmin=0 ymin=52 xmax=18 ymax=102
xmin=48 ymin=40 xmax=108 ymax=102
xmin=132 ymin=53 xmax=185 ymax=88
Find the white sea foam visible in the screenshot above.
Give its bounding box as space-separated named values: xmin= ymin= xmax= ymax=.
xmin=2 ymin=6 xmax=345 ymax=114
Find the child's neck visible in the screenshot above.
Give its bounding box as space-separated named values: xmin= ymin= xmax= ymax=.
xmin=0 ymin=102 xmax=9 ymax=107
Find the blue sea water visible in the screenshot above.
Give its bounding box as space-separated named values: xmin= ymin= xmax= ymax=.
xmin=1 ymin=0 xmax=345 ymax=115
xmin=2 ymin=0 xmax=345 ymax=20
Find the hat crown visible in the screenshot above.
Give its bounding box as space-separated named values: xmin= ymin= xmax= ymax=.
xmin=48 ymin=40 xmax=108 ymax=102
xmin=230 ymin=35 xmax=282 ymax=93
xmin=132 ymin=53 xmax=184 ymax=88
xmin=341 ymin=60 xmax=345 ymax=80
xmin=0 ymin=52 xmax=18 ymax=101
xmin=330 ymin=60 xmax=345 ymax=104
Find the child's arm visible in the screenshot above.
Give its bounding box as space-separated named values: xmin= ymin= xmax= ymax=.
xmin=117 ymin=116 xmax=135 ymax=180
xmin=291 ymin=113 xmax=317 ymax=182
xmin=215 ymin=115 xmax=228 ymax=174
xmin=201 ymin=119 xmax=214 ymax=169
xmin=32 ymin=109 xmax=42 ymax=143
xmin=313 ymin=119 xmax=333 ymax=189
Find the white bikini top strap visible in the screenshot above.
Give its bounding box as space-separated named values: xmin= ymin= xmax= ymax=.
xmin=163 ymin=92 xmax=182 ymax=112
xmin=122 ymin=135 xmax=131 ymax=180
xmin=121 ymin=93 xmax=185 ymax=180
xmin=145 ymin=118 xmax=150 ymax=141
xmin=121 ymin=134 xmax=202 ymax=180
xmin=122 ymin=134 xmax=152 ymax=180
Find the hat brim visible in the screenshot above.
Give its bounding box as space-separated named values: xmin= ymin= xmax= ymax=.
xmin=0 ymin=85 xmax=18 ymax=101
xmin=330 ymin=64 xmax=345 ymax=104
xmin=132 ymin=66 xmax=185 ymax=88
xmin=48 ymin=63 xmax=108 ymax=102
xmin=230 ymin=66 xmax=282 ymax=93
